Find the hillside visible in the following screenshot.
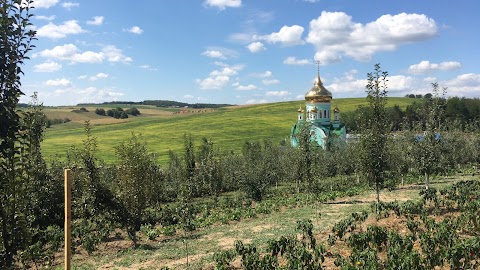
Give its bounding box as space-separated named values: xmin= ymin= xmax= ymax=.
xmin=41 ymin=97 xmax=416 ymax=164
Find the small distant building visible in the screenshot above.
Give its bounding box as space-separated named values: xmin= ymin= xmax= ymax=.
xmin=290 ymin=69 xmax=347 ymax=148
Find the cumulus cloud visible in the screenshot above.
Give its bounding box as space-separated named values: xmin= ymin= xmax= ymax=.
xmin=75 ymin=87 xmax=125 ymax=104
xmin=61 ymin=2 xmax=79 ymax=9
xmin=36 ymin=15 xmax=56 ymax=21
xmin=36 ymin=20 xmax=85 ymax=39
xmin=266 ymin=91 xmax=290 ymax=97
xmin=408 ymin=60 xmax=462 ymax=74
xmin=203 ymin=0 xmax=241 ymax=10
xmin=124 ymin=26 xmax=143 ymax=34
xmin=197 ymin=76 xmax=230 ymax=89
xmin=443 ymin=73 xmax=480 ymax=97
xmin=306 ymin=11 xmax=437 ymax=64
xmin=342 ymin=70 xmax=358 ymax=81
xmin=257 ymin=25 xmax=305 ymax=46
xmin=424 ymin=76 xmax=437 ymax=83
xmin=262 ymin=79 xmax=280 ymax=85
xmin=38 ymin=44 xmax=131 ymax=64
xmin=245 ymin=99 xmax=267 ymax=104
xmin=102 ymin=45 xmax=133 ymax=63
xmin=33 ymin=0 xmax=59 ymax=8
xmin=139 ymin=64 xmax=158 ymax=71
xmin=34 ymin=61 xmax=62 ymax=72
xmin=326 ymin=74 xmax=418 ymax=97
xmin=197 ymin=63 xmax=243 ymax=90
xmin=45 ymin=78 xmax=72 ymax=87
xmin=89 ymin=73 xmax=109 ymax=81
xmin=213 ymin=61 xmax=228 ymax=67
xmin=210 ymin=67 xmax=238 ymax=76
xmin=283 ymin=56 xmax=312 ymax=65
xmin=201 ymin=50 xmax=226 ymax=59
xmin=38 ymin=44 xmax=103 ymax=63
xmin=87 ymin=16 xmax=104 ymax=26
xmin=28 ymin=86 xmax=110 ymax=106
xmin=445 ymin=73 xmax=480 ymax=87
xmin=236 ymin=84 xmax=258 ymax=91
xmin=246 ymin=42 xmax=266 ymax=53
xmin=251 ymin=71 xmax=272 ymax=78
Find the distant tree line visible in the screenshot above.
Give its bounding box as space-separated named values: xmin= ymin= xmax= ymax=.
xmin=95 ymin=107 xmax=141 ymax=119
xmin=404 ymin=93 xmax=433 ymax=99
xmin=78 ymin=100 xmax=233 ymax=109
xmin=343 ymin=96 xmax=480 ymax=132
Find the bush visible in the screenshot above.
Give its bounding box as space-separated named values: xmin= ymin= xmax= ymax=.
xmin=95 ymin=108 xmax=106 ymax=116
xmin=126 ymin=107 xmax=141 ymax=116
xmin=46 ymin=117 xmax=71 ymax=127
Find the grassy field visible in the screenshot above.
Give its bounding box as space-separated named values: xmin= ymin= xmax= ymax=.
xmin=41 ymin=97 xmax=416 ymax=164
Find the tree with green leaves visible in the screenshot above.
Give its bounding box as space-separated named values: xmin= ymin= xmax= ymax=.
xmin=66 ymin=122 xmax=120 ymax=254
xmin=115 ymin=133 xmax=160 ymax=246
xmin=294 ymin=123 xmax=316 ymax=193
xmin=413 ymin=83 xmax=446 ymax=189
xmin=359 ymin=64 xmax=389 ymax=207
xmin=0 ymin=0 xmax=36 ymax=266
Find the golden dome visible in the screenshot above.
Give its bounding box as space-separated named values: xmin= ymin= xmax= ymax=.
xmin=334 ymin=106 xmax=340 ymax=113
xmin=311 ymin=107 xmax=318 ymax=113
xmin=305 ymin=73 xmax=332 ymax=103
xmin=297 ymin=106 xmax=303 ymax=113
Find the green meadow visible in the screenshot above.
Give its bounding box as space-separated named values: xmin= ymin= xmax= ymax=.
xmin=41 ymin=97 xmax=416 ymax=164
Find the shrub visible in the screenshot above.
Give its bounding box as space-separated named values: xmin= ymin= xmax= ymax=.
xmin=95 ymin=108 xmax=106 ymax=116
xmin=126 ymin=107 xmax=141 ymax=116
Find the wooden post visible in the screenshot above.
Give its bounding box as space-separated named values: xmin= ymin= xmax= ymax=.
xmin=64 ymin=169 xmax=72 ymax=270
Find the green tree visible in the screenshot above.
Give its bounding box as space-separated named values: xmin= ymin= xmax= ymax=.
xmin=359 ymin=64 xmax=389 ymax=207
xmin=294 ymin=123 xmax=315 ymax=193
xmin=239 ymin=140 xmax=281 ymax=201
xmin=17 ymin=94 xmax=64 ymax=267
xmin=194 ymin=137 xmax=222 ymax=197
xmin=412 ymin=83 xmax=446 ymax=189
xmin=67 ymin=122 xmax=119 ymax=254
xmin=115 ymin=133 xmax=160 ymax=246
xmin=0 ymin=0 xmax=36 ymax=266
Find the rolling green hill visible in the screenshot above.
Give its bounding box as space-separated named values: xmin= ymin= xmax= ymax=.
xmin=41 ymin=97 xmax=416 ymax=164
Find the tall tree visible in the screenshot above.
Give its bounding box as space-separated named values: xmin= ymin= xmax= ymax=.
xmin=413 ymin=83 xmax=446 ymax=189
xmin=359 ymin=64 xmax=389 ymax=207
xmin=0 ymin=0 xmax=36 ymax=266
xmin=115 ymin=133 xmax=159 ymax=246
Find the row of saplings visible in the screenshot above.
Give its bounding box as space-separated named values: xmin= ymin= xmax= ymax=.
xmin=205 ymin=180 xmax=480 ymax=270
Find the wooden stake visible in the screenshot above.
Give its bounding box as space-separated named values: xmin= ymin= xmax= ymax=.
xmin=64 ymin=169 xmax=72 ymax=270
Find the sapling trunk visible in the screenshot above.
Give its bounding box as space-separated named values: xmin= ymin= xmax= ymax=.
xmin=184 ymin=232 xmax=189 ymax=268
xmin=425 ymin=172 xmax=430 ymax=190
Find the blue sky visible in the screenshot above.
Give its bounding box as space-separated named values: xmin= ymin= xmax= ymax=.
xmin=20 ymin=0 xmax=480 ymax=106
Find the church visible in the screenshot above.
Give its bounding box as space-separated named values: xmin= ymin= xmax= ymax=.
xmin=290 ymin=68 xmax=347 ymax=148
